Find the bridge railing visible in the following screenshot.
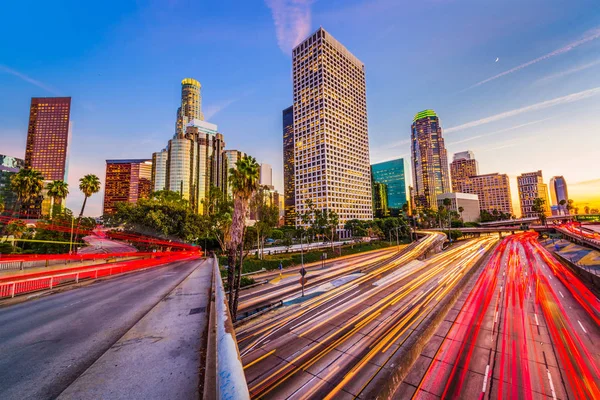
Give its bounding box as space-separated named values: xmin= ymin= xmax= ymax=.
xmin=204 ymin=255 xmax=250 ymax=400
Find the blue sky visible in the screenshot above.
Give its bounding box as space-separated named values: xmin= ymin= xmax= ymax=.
xmin=1 ymin=0 xmax=599 ymax=216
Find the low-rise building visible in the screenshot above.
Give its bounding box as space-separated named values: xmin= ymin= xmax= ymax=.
xmin=436 ymin=192 xmax=480 ymax=222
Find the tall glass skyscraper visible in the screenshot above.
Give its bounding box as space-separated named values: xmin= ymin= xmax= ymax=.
xmin=371 ymin=158 xmax=407 ymax=214
xmin=411 ymin=109 xmax=450 ymax=210
xmin=175 ymin=78 xmax=204 ymax=135
xmin=293 ymin=28 xmax=372 ymax=235
xmin=549 ymin=176 xmax=568 ymax=214
xmin=282 ymin=106 xmax=295 ymax=226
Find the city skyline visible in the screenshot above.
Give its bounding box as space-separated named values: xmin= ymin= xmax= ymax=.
xmin=1 ymin=1 xmax=599 ymax=216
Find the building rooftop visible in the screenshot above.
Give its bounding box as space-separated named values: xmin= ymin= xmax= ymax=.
xmin=106 ymin=159 xmax=152 ymax=164
xmin=181 ymin=78 xmax=200 ymax=87
xmin=413 ymin=109 xmax=437 ymax=122
xmin=437 ymin=192 xmax=479 ymax=200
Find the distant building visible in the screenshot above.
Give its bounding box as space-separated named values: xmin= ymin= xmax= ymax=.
xmin=293 ymin=28 xmax=372 ymax=236
xmin=372 ymin=182 xmax=389 ymax=218
xmin=0 ymin=155 xmax=25 ymax=214
xmin=450 ymin=151 xmax=479 ymax=193
xmin=282 ymin=105 xmax=295 ymax=226
xmin=549 ymin=176 xmax=568 ymax=215
xmin=259 ymin=163 xmax=273 ymax=189
xmin=411 ymin=110 xmax=451 ymax=210
xmin=462 ymin=173 xmax=513 ymax=215
xmin=517 ymin=171 xmax=550 ymax=218
xmin=24 ymin=97 xmax=72 ymax=218
xmin=371 ymin=158 xmax=407 ymax=214
xmin=151 ymin=148 xmax=168 ymax=192
xmin=437 ymin=192 xmax=480 ymax=223
xmin=103 ymin=159 xmax=153 ymax=215
xmin=176 ymin=78 xmax=204 ymax=135
xmin=223 ymin=150 xmax=246 ymax=197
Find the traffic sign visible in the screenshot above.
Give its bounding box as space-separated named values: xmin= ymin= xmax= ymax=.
xmin=299 ymin=277 xmax=308 ymax=286
xmin=300 ymin=266 xmax=307 ymax=277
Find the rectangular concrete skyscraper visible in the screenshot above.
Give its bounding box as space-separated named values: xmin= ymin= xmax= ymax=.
xmin=292 ymin=28 xmax=372 ymax=234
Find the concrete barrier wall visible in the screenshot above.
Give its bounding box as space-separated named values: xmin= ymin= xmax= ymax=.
xmin=553 ymin=252 xmax=600 ymax=292
xmin=364 ymin=242 xmax=498 ymax=399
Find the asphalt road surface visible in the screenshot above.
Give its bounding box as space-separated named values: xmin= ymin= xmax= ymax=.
xmin=237 ymin=233 xmax=495 ymax=399
xmin=0 ymin=259 xmax=201 ymax=400
xmin=411 ymin=232 xmax=600 ymax=399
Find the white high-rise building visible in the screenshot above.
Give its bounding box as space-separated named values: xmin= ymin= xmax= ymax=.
xmin=260 ymin=163 xmax=273 ymax=189
xmin=292 ymin=28 xmax=372 ymax=235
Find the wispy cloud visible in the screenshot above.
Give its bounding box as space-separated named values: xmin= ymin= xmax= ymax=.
xmin=447 ymin=117 xmax=554 ymax=146
xmin=0 ymin=64 xmax=60 ymax=95
xmin=535 ymin=58 xmax=600 ymax=84
xmin=265 ymin=0 xmax=312 ymax=55
xmin=204 ymin=90 xmax=255 ymax=120
xmin=445 ymin=87 xmax=600 ymax=133
xmin=465 ymin=28 xmax=600 ymax=90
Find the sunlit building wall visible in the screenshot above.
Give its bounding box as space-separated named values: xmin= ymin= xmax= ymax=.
xmin=293 ymin=28 xmax=372 ymax=235
xmin=282 ymin=105 xmax=295 ymax=226
xmin=411 ymin=110 xmax=451 ymax=210
xmin=462 ymin=173 xmax=513 ymax=215
xmin=175 ymin=78 xmax=204 ymax=136
xmin=260 ymin=163 xmax=273 ymax=189
xmin=24 ymin=97 xmax=72 ymax=218
xmin=450 ymin=151 xmax=479 ymax=193
xmin=549 ymin=176 xmax=569 ymax=214
xmin=371 ymin=159 xmax=407 ymax=214
xmin=517 ymin=170 xmax=551 ymax=218
xmin=103 ymin=159 xmax=153 ymax=215
xmin=151 ymin=148 xmax=168 ymax=192
xmin=436 ymin=192 xmax=480 ymax=223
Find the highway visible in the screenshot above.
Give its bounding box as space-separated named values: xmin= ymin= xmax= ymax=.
xmin=0 ymin=259 xmax=201 ymax=400
xmin=237 ymin=247 xmax=400 ymax=315
xmin=412 ymin=232 xmax=600 ymax=399
xmin=238 ymin=234 xmax=497 ymax=399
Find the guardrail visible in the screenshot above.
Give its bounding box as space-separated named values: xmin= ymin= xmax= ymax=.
xmin=556 ymin=227 xmax=600 ymax=251
xmin=0 ymin=253 xmax=198 ymax=299
xmin=204 ymin=256 xmax=250 ymax=400
xmin=0 ymin=251 xmax=145 ymax=272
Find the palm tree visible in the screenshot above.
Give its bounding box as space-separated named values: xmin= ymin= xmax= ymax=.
xmin=10 ymin=168 xmax=45 ymax=219
xmin=78 ymin=174 xmax=101 ymax=217
xmin=558 ymin=199 xmax=567 ymax=216
xmin=443 ymin=198 xmax=452 ymax=240
xmin=458 ymin=206 xmax=464 ymax=222
xmin=227 ymin=156 xmax=259 ymax=318
xmin=73 ymin=175 xmax=101 ymax=249
xmin=46 ymin=180 xmax=69 ymax=218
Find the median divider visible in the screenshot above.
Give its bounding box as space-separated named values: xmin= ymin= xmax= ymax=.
xmin=203 ymin=256 xmax=250 ymax=400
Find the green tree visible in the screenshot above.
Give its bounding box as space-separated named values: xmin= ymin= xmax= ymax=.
xmin=566 ymin=199 xmax=574 ymax=215
xmin=46 ymin=180 xmax=69 ymax=219
xmin=78 ymin=174 xmax=101 ymax=217
xmin=202 ymin=186 xmax=232 ymax=252
xmin=250 ymin=185 xmax=280 ymax=259
xmin=532 ymin=197 xmax=548 ymax=226
xmin=458 ymin=206 xmax=464 ymax=221
xmin=558 ymin=199 xmax=567 ymax=215
xmin=227 ymin=155 xmax=260 ymax=318
xmin=10 ymin=168 xmax=45 ymax=219
xmin=6 ymin=219 xmax=27 ymax=248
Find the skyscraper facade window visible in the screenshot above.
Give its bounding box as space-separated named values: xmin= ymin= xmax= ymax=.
xmin=282 ymin=105 xmax=295 ymax=226
xmin=411 ymin=109 xmax=450 ymax=210
xmin=517 ymin=170 xmax=550 ymax=218
xmin=293 ymin=28 xmax=372 ymax=234
xmin=462 ymin=173 xmax=513 ymax=215
xmin=103 ymin=159 xmax=152 ymax=215
xmin=175 ymin=78 xmax=204 ymax=135
xmin=371 ymin=158 xmax=407 ymax=214
xmin=25 ymin=97 xmax=71 ymax=181
xmin=549 ymin=176 xmax=569 ymax=214
xmin=450 ymin=151 xmax=479 ymax=193
xmin=151 ymin=148 xmax=168 ymax=192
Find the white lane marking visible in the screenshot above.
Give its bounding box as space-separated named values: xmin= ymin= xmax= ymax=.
xmin=494 ymin=311 xmax=498 ymax=323
xmin=578 ymin=320 xmax=587 ymax=334
xmin=547 ymin=369 xmax=558 ymax=400
xmin=534 ymin=314 xmax=539 ymax=326
xmin=559 ymin=291 xmax=564 ymax=298
xmin=548 ymin=275 xmax=553 ymax=280
xmin=482 ymin=364 xmax=490 ymax=393
xmin=500 ymin=285 xmax=503 ymax=293
xmin=529 ymin=286 xmax=532 ymax=295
